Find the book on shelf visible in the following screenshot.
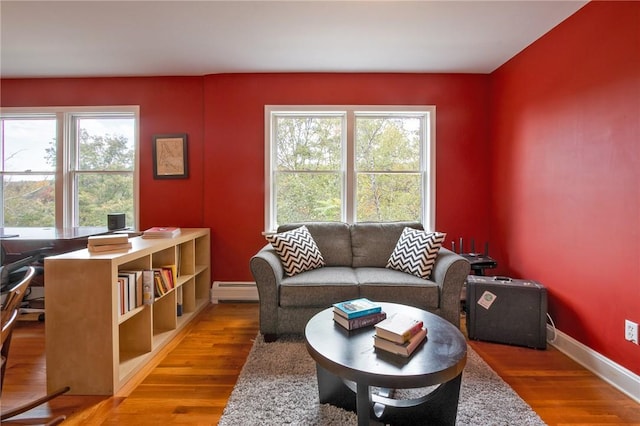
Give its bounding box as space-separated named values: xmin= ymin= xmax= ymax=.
xmin=176 ymin=286 xmax=183 ymax=316
xmin=333 ymin=298 xmax=382 ymax=319
xmin=120 ymin=270 xmax=143 ymax=309
xmin=119 ymin=273 xmax=134 ymax=313
xmin=333 ymin=310 xmax=387 ymax=330
xmin=87 ymin=234 xmax=129 ymax=246
xmin=162 ymin=264 xmax=178 ymax=285
xmin=142 ymin=270 xmax=155 ymax=305
xmin=151 ymin=266 xmax=175 ymax=297
xmin=88 ymin=242 xmax=132 ymax=253
xmin=373 ymin=327 xmax=427 ymax=357
xmin=115 ymin=265 xmax=177 ymax=313
xmin=152 ymin=270 xmax=166 ymax=297
xmin=160 ymin=268 xmax=174 ymax=290
xmin=142 ymin=227 xmax=181 ymax=238
xmin=117 ymin=276 xmax=126 ymax=315
xmin=117 ymin=271 xmax=143 ymax=315
xmin=374 ymin=312 xmax=424 ymax=344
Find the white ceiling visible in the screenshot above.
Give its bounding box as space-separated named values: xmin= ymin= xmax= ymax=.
xmin=1 ymin=1 xmax=588 ymax=78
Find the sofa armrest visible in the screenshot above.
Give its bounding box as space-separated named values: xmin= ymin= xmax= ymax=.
xmin=249 ymin=244 xmax=284 ymax=336
xmin=430 ymin=248 xmax=471 ymax=328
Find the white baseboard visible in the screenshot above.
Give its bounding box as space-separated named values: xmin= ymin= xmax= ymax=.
xmin=211 ymin=281 xmax=259 ymax=303
xmin=548 ymin=325 xmax=640 ymax=404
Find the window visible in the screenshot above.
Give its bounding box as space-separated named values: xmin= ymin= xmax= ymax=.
xmin=0 ymin=106 xmax=139 ymax=229
xmin=265 ymin=106 xmax=435 ymax=231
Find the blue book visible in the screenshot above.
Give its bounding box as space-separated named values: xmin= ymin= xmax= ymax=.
xmin=333 ymin=298 xmax=382 ymax=319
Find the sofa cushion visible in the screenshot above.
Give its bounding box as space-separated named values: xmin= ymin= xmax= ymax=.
xmin=355 ymin=267 xmax=440 ymax=311
xmin=278 ymin=222 xmax=352 ymax=266
xmin=279 ymin=267 xmax=359 ymax=308
xmin=386 ymin=227 xmax=446 ymax=279
xmin=351 ymin=221 xmax=423 ymax=268
xmin=266 ymin=225 xmax=325 ymax=276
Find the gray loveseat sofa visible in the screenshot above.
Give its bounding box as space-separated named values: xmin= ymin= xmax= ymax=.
xmin=250 ymin=221 xmax=470 ymax=341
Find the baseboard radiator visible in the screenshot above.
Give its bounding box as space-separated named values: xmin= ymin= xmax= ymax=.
xmin=211 ymin=281 xmax=259 ymax=303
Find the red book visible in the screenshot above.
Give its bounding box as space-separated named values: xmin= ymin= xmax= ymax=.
xmin=142 ymin=227 xmax=181 ymax=238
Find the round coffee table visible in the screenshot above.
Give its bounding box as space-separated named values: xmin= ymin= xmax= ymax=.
xmin=305 ymin=302 xmax=467 ymax=426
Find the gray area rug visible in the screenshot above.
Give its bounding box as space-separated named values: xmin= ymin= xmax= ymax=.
xmin=219 ymin=334 xmax=546 ymax=425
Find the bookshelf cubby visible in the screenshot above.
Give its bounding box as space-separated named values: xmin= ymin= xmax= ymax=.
xmin=44 ymin=228 xmax=210 ymax=395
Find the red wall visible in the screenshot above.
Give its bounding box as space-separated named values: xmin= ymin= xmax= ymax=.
xmin=490 ymin=1 xmax=640 ymax=374
xmin=1 ymin=0 xmax=636 ymax=378
xmin=0 ymin=77 xmax=206 ymax=229
xmin=1 ymin=73 xmax=492 ymax=282
xmin=203 ymin=73 xmax=491 ymax=281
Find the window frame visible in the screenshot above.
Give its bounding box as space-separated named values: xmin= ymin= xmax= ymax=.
xmin=264 ymin=105 xmax=436 ymax=232
xmin=0 ymin=106 xmax=140 ymax=229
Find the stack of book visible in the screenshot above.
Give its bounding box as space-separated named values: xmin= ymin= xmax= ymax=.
xmin=373 ymin=312 xmax=427 ymax=357
xmin=142 ymin=226 xmax=181 ymax=239
xmin=117 ymin=270 xmax=143 ymax=315
xmin=87 ymin=234 xmax=132 ymax=253
xmin=332 ymin=298 xmax=387 ymax=330
xmin=147 ymin=266 xmax=176 ymax=297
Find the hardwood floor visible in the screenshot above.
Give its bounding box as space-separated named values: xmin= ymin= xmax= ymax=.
xmin=468 ymin=336 xmax=640 ymax=425
xmin=1 ymin=303 xmax=638 ymax=425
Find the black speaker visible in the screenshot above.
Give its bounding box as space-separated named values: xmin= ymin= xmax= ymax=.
xmin=107 ymin=213 xmax=126 ymax=230
xmin=467 ymin=276 xmax=547 ymax=349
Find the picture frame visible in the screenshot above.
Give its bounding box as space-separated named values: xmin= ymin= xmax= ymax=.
xmin=152 ymin=134 xmax=188 ymax=179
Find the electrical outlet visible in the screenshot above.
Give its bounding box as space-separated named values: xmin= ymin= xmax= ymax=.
xmin=625 ymin=320 xmax=638 ymax=344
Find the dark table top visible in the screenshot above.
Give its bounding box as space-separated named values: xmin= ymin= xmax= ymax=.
xmin=461 ymin=253 xmax=497 ymax=269
xmin=0 ymin=227 xmax=111 ymax=240
xmin=305 ymin=302 xmax=467 ymax=389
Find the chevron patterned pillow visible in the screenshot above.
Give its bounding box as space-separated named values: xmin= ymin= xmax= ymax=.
xmin=386 ymin=227 xmax=446 ymax=279
xmin=266 ymin=225 xmax=326 ymax=276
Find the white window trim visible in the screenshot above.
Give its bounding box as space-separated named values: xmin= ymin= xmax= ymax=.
xmin=0 ymin=105 xmax=140 ymax=230
xmin=264 ymin=105 xmax=436 ymax=232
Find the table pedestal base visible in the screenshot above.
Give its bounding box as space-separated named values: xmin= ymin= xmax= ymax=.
xmin=316 ymin=364 xmax=462 ymax=426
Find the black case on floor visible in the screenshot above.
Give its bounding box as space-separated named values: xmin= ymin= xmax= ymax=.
xmin=466 ymin=275 xmax=547 ymax=349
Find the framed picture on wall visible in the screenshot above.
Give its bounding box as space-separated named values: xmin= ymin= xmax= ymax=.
xmin=152 ymin=134 xmax=188 ymax=179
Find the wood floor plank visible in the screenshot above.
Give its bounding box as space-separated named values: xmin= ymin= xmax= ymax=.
xmin=467 ymin=337 xmax=640 ymax=425
xmin=1 ymin=302 xmax=638 ymax=425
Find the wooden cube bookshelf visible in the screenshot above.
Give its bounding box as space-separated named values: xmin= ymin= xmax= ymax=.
xmin=44 ymin=228 xmax=210 ymax=395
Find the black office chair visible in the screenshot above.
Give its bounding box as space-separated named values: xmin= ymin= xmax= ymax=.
xmin=0 ymin=264 xmax=70 ymax=425
xmin=1 ymin=244 xmax=50 ymax=321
